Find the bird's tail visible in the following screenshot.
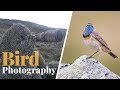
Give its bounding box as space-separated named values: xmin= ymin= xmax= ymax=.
xmin=108 ymin=52 xmax=118 ymax=59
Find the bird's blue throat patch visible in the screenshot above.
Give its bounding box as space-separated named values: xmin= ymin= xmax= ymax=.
xmin=85 ymin=25 xmax=94 ymax=33
xmin=83 ymin=25 xmax=94 ymax=38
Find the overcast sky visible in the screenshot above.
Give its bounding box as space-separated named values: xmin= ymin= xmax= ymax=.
xmin=0 ymin=11 xmax=72 ymax=29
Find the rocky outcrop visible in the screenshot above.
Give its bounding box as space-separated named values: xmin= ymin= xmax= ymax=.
xmin=0 ymin=23 xmax=46 ymax=79
xmin=57 ymin=55 xmax=120 ymax=79
xmin=36 ymin=29 xmax=66 ymax=42
xmin=0 ymin=23 xmax=35 ymax=55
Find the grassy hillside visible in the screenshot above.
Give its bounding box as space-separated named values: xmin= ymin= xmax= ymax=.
xmin=0 ymin=18 xmax=66 ymax=33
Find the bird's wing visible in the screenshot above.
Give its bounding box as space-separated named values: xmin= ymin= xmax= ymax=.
xmin=91 ymin=31 xmax=111 ymax=51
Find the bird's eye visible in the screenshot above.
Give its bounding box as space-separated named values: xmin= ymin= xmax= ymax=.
xmin=91 ymin=26 xmax=93 ymax=27
xmin=87 ymin=25 xmax=89 ymax=26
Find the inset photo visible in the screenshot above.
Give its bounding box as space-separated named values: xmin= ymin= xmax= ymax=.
xmin=57 ymin=11 xmax=120 ymax=79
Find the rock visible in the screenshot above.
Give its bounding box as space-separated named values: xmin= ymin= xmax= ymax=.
xmin=0 ymin=23 xmax=35 ymax=55
xmin=36 ymin=30 xmax=65 ymax=42
xmin=60 ymin=64 xmax=71 ymax=69
xmin=0 ymin=23 xmax=46 ymax=79
xmin=57 ymin=55 xmax=120 ymax=79
xmin=49 ymin=61 xmax=59 ymax=68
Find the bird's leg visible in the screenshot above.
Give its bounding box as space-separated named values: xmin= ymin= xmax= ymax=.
xmin=87 ymin=51 xmax=99 ymax=59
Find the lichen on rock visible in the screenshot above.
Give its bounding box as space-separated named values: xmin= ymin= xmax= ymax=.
xmin=57 ymin=55 xmax=120 ymax=79
xmin=0 ymin=23 xmax=44 ymax=79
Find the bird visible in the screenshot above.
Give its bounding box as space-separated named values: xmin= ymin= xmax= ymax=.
xmin=82 ymin=23 xmax=118 ymax=59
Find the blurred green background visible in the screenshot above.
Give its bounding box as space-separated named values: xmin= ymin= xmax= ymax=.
xmin=61 ymin=11 xmax=120 ymax=76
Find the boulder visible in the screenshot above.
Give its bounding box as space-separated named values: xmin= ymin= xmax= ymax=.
xmin=0 ymin=23 xmax=46 ymax=79
xmin=36 ymin=30 xmax=65 ymax=42
xmin=57 ymin=55 xmax=120 ymax=79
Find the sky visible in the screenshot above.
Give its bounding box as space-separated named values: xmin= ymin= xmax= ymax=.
xmin=0 ymin=11 xmax=72 ymax=29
